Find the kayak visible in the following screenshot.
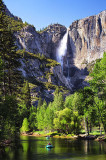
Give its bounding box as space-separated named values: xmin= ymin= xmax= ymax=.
xmin=46 ymin=144 xmax=53 ymax=148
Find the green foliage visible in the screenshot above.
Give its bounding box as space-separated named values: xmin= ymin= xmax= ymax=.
xmin=36 ymin=89 xmax=65 ymax=132
xmin=45 ymin=71 xmax=54 ymax=79
xmin=0 ymin=0 xmax=7 ymax=31
xmin=89 ymin=52 xmax=106 ymax=133
xmin=0 ymin=95 xmax=21 ymax=139
xmin=0 ymin=0 xmax=27 ymax=32
xmin=54 ymin=108 xmax=82 ymax=134
xmin=36 ymin=100 xmax=48 ymax=130
xmin=18 ymin=103 xmax=27 ymax=121
xmin=20 ymin=118 xmax=30 ymax=133
xmin=0 ymin=27 xmax=22 ymax=96
xmin=0 ymin=56 xmax=3 ymax=87
xmin=17 ymin=50 xmax=46 ymax=61
xmin=44 ymin=82 xmax=57 ymax=90
xmin=5 ymin=16 xmax=26 ymax=31
xmin=94 ymin=96 xmax=106 ymax=133
xmin=89 ymin=52 xmax=106 ymax=96
xmin=0 ymin=2 xmax=27 ymax=140
xmin=17 ymin=50 xmax=59 ymax=68
xmin=21 ymin=80 xmax=31 ymax=110
xmin=46 ymin=58 xmax=60 ymax=67
xmin=28 ymin=106 xmax=37 ymax=131
xmin=43 ymin=103 xmax=54 ymax=130
xmin=52 ymin=90 xmax=64 ymax=111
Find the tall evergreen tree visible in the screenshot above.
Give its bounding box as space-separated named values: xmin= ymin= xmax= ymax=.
xmin=2 ymin=28 xmax=22 ymax=96
xmin=0 ymin=1 xmax=22 ymax=97
xmin=0 ymin=0 xmax=7 ymax=97
xmin=52 ymin=90 xmax=64 ymax=111
xmin=0 ymin=1 xmax=23 ymax=139
xmin=89 ymin=52 xmax=106 ymax=133
xmin=0 ymin=0 xmax=7 ymax=30
xmin=0 ymin=56 xmax=3 ymax=89
xmin=21 ymin=80 xmax=31 ymax=111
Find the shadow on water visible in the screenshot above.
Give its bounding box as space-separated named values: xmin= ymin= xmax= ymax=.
xmin=0 ymin=136 xmax=106 ymax=160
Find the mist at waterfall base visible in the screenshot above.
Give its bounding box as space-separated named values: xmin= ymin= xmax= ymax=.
xmin=56 ymin=29 xmax=68 ymax=71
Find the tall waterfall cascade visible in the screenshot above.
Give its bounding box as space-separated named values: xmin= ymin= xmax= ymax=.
xmin=56 ymin=29 xmax=69 ymax=69
xmin=56 ymin=28 xmax=70 ymax=78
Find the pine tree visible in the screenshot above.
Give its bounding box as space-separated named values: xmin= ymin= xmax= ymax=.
xmin=21 ymin=80 xmax=31 ymax=111
xmin=0 ymin=0 xmax=7 ymax=30
xmin=0 ymin=0 xmax=8 ymax=97
xmin=0 ymin=1 xmax=22 ymax=97
xmin=20 ymin=118 xmax=30 ymax=133
xmin=0 ymin=56 xmax=3 ymax=89
xmin=52 ymin=90 xmax=64 ymax=111
xmin=0 ymin=1 xmax=23 ymax=139
xmin=2 ymin=28 xmax=22 ymax=95
xmin=36 ymin=99 xmax=47 ymax=130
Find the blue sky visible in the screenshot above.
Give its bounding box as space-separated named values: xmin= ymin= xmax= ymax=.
xmin=3 ymin=0 xmax=106 ymax=31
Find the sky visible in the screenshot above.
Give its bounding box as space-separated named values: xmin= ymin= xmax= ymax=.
xmin=3 ymin=0 xmax=106 ymax=31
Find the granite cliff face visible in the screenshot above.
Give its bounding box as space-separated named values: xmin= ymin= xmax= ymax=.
xmin=16 ymin=10 xmax=106 ymax=91
xmin=18 ymin=51 xmax=71 ymax=105
xmin=62 ymin=10 xmax=106 ymax=89
xmin=5 ymin=6 xmax=106 ymax=97
xmin=15 ymin=24 xmax=66 ymax=58
xmin=68 ymin=10 xmax=106 ymax=69
xmin=15 ymin=10 xmax=106 ymax=70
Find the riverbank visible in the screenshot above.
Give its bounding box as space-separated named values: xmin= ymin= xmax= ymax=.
xmin=1 ymin=131 xmax=105 ymax=148
xmin=20 ymin=132 xmax=106 ymax=142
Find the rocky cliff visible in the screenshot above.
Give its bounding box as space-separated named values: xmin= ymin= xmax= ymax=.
xmin=15 ymin=24 xmax=66 ymax=58
xmin=17 ymin=50 xmax=71 ymax=105
xmin=64 ymin=10 xmax=106 ymax=89
xmin=68 ymin=10 xmax=106 ymax=69
xmin=15 ymin=10 xmax=106 ymax=71
xmin=5 ymin=6 xmax=106 ymax=101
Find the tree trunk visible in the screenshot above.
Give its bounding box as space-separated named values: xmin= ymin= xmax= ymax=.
xmin=99 ymin=123 xmax=102 ymax=135
xmin=86 ymin=118 xmax=89 ymax=135
xmin=102 ymin=121 xmax=106 ymax=134
xmin=90 ymin=123 xmax=92 ymax=133
xmin=84 ymin=116 xmax=87 ymax=135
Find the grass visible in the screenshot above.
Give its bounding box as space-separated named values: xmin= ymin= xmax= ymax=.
xmin=33 ymin=131 xmax=45 ymax=134
xmin=90 ymin=130 xmax=105 ymax=136
xmin=80 ymin=127 xmax=105 ymax=136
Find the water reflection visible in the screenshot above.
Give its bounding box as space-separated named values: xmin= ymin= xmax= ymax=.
xmin=0 ymin=136 xmax=106 ymax=160
xmin=46 ymin=147 xmax=53 ymax=151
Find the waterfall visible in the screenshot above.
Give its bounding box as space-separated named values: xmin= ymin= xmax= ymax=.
xmin=67 ymin=58 xmax=69 ymax=78
xmin=56 ymin=29 xmax=69 ymax=70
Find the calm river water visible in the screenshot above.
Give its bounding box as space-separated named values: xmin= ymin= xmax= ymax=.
xmin=0 ymin=136 xmax=106 ymax=160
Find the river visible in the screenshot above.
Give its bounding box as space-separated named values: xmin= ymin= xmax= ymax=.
xmin=0 ymin=136 xmax=106 ymax=160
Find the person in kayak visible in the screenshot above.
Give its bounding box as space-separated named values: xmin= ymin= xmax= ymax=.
xmin=48 ymin=143 xmax=51 ymax=145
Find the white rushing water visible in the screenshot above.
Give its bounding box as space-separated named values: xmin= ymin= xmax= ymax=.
xmin=56 ymin=29 xmax=69 ymax=70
